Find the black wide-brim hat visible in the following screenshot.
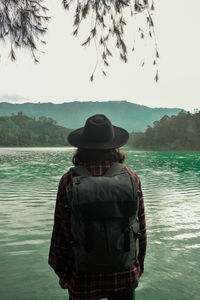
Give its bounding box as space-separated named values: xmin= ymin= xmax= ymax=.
xmin=68 ymin=114 xmax=129 ymax=149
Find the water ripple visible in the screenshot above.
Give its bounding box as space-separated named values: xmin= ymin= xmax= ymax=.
xmin=0 ymin=148 xmax=200 ymax=300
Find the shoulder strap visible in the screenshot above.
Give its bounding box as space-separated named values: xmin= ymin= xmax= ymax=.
xmin=105 ymin=163 xmax=140 ymax=215
xmin=103 ymin=162 xmax=125 ymax=177
xmin=72 ymin=166 xmax=91 ymax=177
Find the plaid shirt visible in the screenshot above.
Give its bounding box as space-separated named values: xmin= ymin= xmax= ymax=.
xmin=48 ymin=161 xmax=147 ymax=300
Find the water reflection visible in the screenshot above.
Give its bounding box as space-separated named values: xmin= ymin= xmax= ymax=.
xmin=0 ymin=148 xmax=200 ymax=300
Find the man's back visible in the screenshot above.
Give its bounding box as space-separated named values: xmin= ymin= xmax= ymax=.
xmin=48 ymin=161 xmax=146 ymax=300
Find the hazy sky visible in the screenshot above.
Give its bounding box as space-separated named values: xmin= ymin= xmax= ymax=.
xmin=0 ymin=0 xmax=199 ymax=111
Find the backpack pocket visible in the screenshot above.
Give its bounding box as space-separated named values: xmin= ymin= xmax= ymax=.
xmin=88 ymin=218 xmax=137 ymax=254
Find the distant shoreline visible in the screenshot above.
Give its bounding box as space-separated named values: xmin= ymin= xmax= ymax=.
xmin=0 ymin=146 xmax=199 ymax=153
xmin=0 ymin=145 xmax=70 ymax=148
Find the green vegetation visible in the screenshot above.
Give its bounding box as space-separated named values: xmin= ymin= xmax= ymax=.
xmin=0 ymin=1 xmax=157 ymax=80
xmin=0 ymin=113 xmax=72 ymax=147
xmin=130 ymin=111 xmax=200 ymax=150
xmin=1 ymin=110 xmax=199 ymax=150
xmin=0 ymin=101 xmax=181 ymax=132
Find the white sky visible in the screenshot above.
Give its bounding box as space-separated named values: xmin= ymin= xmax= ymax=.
xmin=0 ymin=0 xmax=199 ymax=111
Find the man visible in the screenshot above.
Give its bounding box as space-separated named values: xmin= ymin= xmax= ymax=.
xmin=49 ymin=114 xmax=147 ymax=300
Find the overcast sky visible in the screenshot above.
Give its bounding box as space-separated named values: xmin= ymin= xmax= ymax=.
xmin=0 ymin=0 xmax=199 ymax=112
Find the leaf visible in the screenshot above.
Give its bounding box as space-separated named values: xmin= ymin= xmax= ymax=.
xmin=120 ymin=53 xmax=127 ymax=63
xmin=102 ymin=70 xmax=106 ymax=76
xmin=102 ymin=52 xmax=106 ymax=60
xmin=149 ymin=16 xmax=154 ymax=27
xmin=82 ymin=4 xmax=89 ymax=19
xmin=15 ymin=41 xmax=21 ymax=47
xmin=134 ymin=3 xmax=140 ymax=12
xmin=120 ymin=53 xmax=124 ymax=60
xmin=74 ymin=14 xmax=80 ymax=26
xmin=106 ymin=48 xmax=112 ymax=57
xmin=81 ymin=37 xmax=90 ymax=46
xmin=104 ymin=34 xmax=109 ymax=41
xmin=9 ymin=48 xmax=16 ymax=61
xmin=91 ymin=27 xmax=96 ymax=37
xmin=120 ymin=39 xmax=127 ymax=54
xmin=154 ymin=71 xmax=159 ymax=82
xmin=120 ymin=17 xmax=126 ymax=26
xmin=63 ymin=0 xmax=70 ymax=10
xmin=73 ymin=28 xmax=78 ymax=36
xmin=90 ymin=74 xmax=94 ymax=82
xmin=156 ymin=51 xmax=160 ymax=58
xmin=119 ymin=0 xmax=129 ymax=7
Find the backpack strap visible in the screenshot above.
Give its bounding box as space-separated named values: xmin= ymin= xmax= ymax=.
xmin=103 ymin=162 xmax=125 ymax=177
xmin=71 ymin=166 xmax=91 ymax=177
xmin=104 ymin=162 xmax=140 ymax=252
xmin=104 ymin=162 xmax=136 ymax=252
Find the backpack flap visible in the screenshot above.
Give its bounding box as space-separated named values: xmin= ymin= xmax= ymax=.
xmin=73 ymin=172 xmax=137 ymax=220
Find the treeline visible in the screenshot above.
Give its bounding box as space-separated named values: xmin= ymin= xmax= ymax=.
xmin=130 ymin=111 xmax=200 ymax=150
xmin=1 ymin=111 xmax=200 ymax=150
xmin=0 ymin=113 xmax=72 ymax=146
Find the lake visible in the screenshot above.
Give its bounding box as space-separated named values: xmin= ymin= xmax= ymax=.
xmin=0 ymin=148 xmax=200 ymax=300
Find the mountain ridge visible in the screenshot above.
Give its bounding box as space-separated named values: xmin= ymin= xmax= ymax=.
xmin=0 ymin=101 xmax=183 ymax=132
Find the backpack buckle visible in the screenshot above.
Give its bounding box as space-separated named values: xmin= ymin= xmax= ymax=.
xmin=134 ymin=232 xmax=141 ymax=239
xmin=75 ymin=177 xmax=81 ymax=184
xmin=70 ymin=240 xmax=79 ymax=247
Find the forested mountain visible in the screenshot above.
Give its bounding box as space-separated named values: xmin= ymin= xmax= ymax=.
xmin=0 ymin=101 xmax=182 ymax=132
xmin=0 ymin=114 xmax=72 ymax=146
xmin=130 ymin=111 xmax=200 ymax=150
xmin=1 ymin=111 xmax=199 ymax=150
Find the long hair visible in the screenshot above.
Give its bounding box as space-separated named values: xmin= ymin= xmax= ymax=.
xmin=72 ymin=148 xmax=126 ymax=166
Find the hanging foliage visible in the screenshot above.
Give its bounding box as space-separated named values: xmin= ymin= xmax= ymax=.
xmin=0 ymin=0 xmax=50 ymax=62
xmin=0 ymin=0 xmax=159 ymax=80
xmin=63 ymin=0 xmax=159 ymax=81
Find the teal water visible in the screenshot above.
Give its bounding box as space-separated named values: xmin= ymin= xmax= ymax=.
xmin=0 ymin=148 xmax=200 ymax=300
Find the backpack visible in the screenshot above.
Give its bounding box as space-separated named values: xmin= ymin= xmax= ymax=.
xmin=66 ymin=162 xmax=140 ymax=273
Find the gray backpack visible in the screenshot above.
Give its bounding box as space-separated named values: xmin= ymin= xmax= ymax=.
xmin=66 ymin=163 xmax=140 ymax=273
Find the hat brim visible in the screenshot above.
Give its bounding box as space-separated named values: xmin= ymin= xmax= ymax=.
xmin=68 ymin=125 xmax=129 ymax=149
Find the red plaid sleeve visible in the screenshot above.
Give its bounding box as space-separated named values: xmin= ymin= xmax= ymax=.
xmin=48 ymin=171 xmax=74 ymax=284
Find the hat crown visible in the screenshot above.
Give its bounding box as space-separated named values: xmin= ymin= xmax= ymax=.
xmin=67 ymin=114 xmax=129 ymax=149
xmin=83 ymin=114 xmax=114 ymax=143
